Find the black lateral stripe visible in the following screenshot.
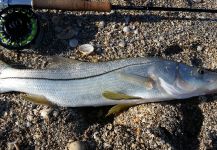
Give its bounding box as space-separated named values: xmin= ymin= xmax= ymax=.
xmin=1 ymin=62 xmax=157 ymax=81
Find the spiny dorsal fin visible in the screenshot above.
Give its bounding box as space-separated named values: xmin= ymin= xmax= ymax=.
xmin=102 ymin=91 xmax=141 ymax=100
xmin=106 ymin=104 xmax=135 ymax=117
xmin=22 ymin=94 xmax=53 ymax=106
xmin=46 ymin=56 xmax=82 ymax=69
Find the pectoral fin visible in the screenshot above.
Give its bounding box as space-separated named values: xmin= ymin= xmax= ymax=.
xmin=22 ymin=94 xmax=52 ymax=106
xmin=103 ymin=91 xmax=141 ymax=100
xmin=118 ymin=72 xmax=155 ymax=90
xmin=106 ymin=104 xmax=135 ymax=117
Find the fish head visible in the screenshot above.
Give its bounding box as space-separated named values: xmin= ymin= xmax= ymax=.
xmin=177 ymin=63 xmax=217 ymax=96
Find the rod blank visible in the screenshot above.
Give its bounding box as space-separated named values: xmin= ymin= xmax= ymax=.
xmin=112 ymin=5 xmax=217 ymax=13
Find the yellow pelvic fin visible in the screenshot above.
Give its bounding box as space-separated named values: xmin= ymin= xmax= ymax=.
xmin=118 ymin=72 xmax=155 ymax=90
xmin=22 ymin=94 xmax=52 ymax=106
xmin=102 ymin=91 xmax=141 ymax=100
xmin=106 ymin=104 xmax=135 ymax=117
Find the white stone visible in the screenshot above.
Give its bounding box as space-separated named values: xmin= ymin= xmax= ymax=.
xmin=123 ymin=26 xmax=130 ymax=33
xmin=66 ymin=141 xmax=86 ymax=150
xmin=78 ymin=44 xmax=94 ymax=55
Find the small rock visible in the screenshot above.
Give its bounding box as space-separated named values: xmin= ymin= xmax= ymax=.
xmin=107 ymin=123 xmax=113 ymax=130
xmin=119 ymin=40 xmax=126 ymax=47
xmin=133 ymin=29 xmax=139 ymax=34
xmin=26 ymin=122 xmax=32 ymax=127
xmin=123 ymin=26 xmax=130 ymax=33
xmin=53 ymin=110 xmax=59 ymax=117
xmin=131 ymin=25 xmax=136 ymax=30
xmin=103 ymin=143 xmax=111 ymax=148
xmin=40 ymin=108 xmax=51 ymax=119
xmin=3 ymin=112 xmax=8 ymax=117
xmin=192 ymin=0 xmax=202 ymax=3
xmin=78 ymin=44 xmax=94 ymax=55
xmin=93 ymin=132 xmax=100 ymax=141
xmin=110 ymin=10 xmax=115 ymax=14
xmin=98 ymin=21 xmax=105 ymax=28
xmin=197 ymin=45 xmax=203 ymax=51
xmin=27 ymin=115 xmax=33 ymax=121
xmin=66 ymin=141 xmax=86 ymax=150
xmin=69 ymin=39 xmax=78 ymax=48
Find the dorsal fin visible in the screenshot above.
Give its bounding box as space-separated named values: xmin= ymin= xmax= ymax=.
xmin=46 ymin=56 xmax=82 ymax=69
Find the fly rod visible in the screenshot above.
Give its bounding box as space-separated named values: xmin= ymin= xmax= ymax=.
xmin=0 ymin=0 xmax=216 ymax=49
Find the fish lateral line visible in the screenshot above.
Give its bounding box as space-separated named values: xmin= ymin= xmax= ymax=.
xmin=0 ymin=61 xmax=162 ymax=80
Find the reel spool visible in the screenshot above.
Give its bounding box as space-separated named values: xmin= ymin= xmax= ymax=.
xmin=0 ymin=6 xmax=39 ymax=49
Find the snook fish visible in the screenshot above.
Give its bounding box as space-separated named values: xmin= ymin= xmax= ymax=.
xmin=0 ymin=57 xmax=217 ymax=114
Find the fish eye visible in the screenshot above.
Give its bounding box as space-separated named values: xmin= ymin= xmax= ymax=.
xmin=197 ymin=69 xmax=205 ymax=75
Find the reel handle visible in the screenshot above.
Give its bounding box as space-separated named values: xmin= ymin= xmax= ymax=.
xmin=32 ymin=0 xmax=112 ymax=12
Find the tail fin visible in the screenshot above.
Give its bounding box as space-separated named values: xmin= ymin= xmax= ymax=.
xmin=0 ymin=60 xmax=10 ymax=72
xmin=0 ymin=60 xmax=12 ymax=79
xmin=0 ymin=60 xmax=11 ymax=93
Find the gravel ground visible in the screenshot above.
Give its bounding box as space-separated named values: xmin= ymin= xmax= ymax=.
xmin=0 ymin=0 xmax=217 ymax=149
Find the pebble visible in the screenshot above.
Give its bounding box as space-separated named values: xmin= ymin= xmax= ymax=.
xmin=78 ymin=44 xmax=94 ymax=55
xmin=103 ymin=143 xmax=111 ymax=148
xmin=26 ymin=122 xmax=32 ymax=127
xmin=133 ymin=29 xmax=139 ymax=35
xmin=53 ymin=110 xmax=59 ymax=117
xmin=26 ymin=115 xmax=33 ymax=121
xmin=66 ymin=141 xmax=86 ymax=150
xmin=197 ymin=45 xmax=203 ymax=51
xmin=119 ymin=40 xmax=126 ymax=47
xmin=192 ymin=0 xmax=202 ymax=3
xmin=98 ymin=21 xmax=105 ymax=28
xmin=69 ymin=39 xmax=78 ymax=48
xmin=123 ymin=26 xmax=130 ymax=33
xmin=40 ymin=108 xmax=51 ymax=119
xmin=107 ymin=124 xmax=113 ymax=130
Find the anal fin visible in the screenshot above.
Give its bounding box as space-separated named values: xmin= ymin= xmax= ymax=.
xmin=106 ymin=104 xmax=136 ymax=117
xmin=22 ymin=94 xmax=52 ymax=106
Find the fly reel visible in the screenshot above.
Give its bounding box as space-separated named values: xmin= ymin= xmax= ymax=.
xmin=0 ymin=6 xmax=38 ymax=49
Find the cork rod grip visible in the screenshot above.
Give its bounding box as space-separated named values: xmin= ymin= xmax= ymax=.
xmin=32 ymin=0 xmax=112 ymax=12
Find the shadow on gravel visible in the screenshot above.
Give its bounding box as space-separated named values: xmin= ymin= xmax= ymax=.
xmin=210 ymin=131 xmax=217 ymax=149
xmin=164 ymin=44 xmax=184 ymax=55
xmin=0 ymin=100 xmax=12 ymax=118
xmin=152 ymin=98 xmax=204 ymax=150
xmin=31 ymin=12 xmax=217 ymax=55
xmin=78 ymin=106 xmax=114 ymax=126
